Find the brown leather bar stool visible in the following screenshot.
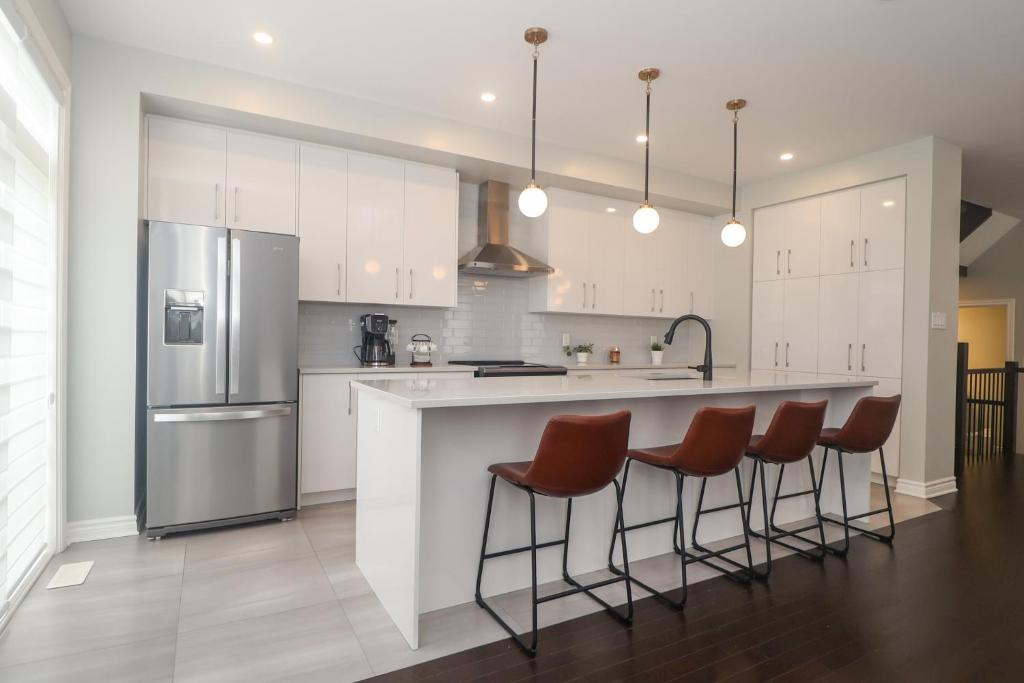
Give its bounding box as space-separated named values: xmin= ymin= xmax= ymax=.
xmin=816 ymin=395 xmax=902 ymax=556
xmin=607 ymin=406 xmax=756 ymax=609
xmin=692 ymin=400 xmax=829 ymax=579
xmin=475 ymin=410 xmax=633 ymax=657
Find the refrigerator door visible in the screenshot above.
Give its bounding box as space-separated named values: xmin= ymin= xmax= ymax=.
xmin=229 ymin=230 xmax=299 ymax=404
xmin=147 ymin=222 xmax=228 ymax=406
xmin=146 ymin=404 xmax=297 ymax=529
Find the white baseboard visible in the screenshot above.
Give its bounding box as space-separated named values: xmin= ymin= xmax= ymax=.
xmin=66 ymin=515 xmax=139 ymax=544
xmin=870 ymin=472 xmax=898 ymax=488
xmin=301 ymin=489 xmax=356 ymax=507
xmin=894 ymin=476 xmax=958 ymax=499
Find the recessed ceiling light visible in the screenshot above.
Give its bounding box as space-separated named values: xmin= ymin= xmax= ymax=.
xmin=779 ymin=152 xmax=794 ymax=161
xmin=253 ymin=32 xmax=274 ymax=45
xmin=636 ymin=134 xmax=649 ymax=143
xmin=605 ymin=207 xmax=617 ymax=213
xmin=480 ymin=92 xmax=496 ymax=103
xmin=883 ymin=200 xmax=895 ymax=208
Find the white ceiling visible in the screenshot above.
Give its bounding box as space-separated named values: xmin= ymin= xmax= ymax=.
xmin=60 ymin=0 xmax=1024 ymax=217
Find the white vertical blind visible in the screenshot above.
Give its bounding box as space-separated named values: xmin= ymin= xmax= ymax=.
xmin=0 ymin=8 xmax=58 ymax=621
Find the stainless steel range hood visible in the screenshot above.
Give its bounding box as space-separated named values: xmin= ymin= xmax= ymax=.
xmin=458 ymin=180 xmax=554 ymax=277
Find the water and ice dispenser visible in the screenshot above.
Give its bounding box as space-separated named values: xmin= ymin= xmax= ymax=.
xmin=163 ymin=290 xmax=205 ymax=345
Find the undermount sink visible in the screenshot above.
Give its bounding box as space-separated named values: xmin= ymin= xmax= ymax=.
xmin=642 ymin=371 xmax=700 ymax=381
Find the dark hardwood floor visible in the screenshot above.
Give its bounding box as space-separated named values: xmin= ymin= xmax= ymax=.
xmin=370 ymin=457 xmax=1024 ymax=682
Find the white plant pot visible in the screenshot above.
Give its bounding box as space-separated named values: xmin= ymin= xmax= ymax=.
xmin=576 ymin=352 xmax=590 ymax=365
xmin=651 ymin=350 xmax=664 ymax=366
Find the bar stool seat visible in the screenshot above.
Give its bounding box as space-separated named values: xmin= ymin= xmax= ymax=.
xmin=816 ymin=428 xmax=842 ymax=447
xmin=627 ymin=445 xmax=735 ymax=477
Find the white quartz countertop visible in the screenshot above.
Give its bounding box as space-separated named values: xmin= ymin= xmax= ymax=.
xmin=300 ymin=364 xmax=477 ymax=375
xmin=351 ymin=371 xmax=878 ymax=409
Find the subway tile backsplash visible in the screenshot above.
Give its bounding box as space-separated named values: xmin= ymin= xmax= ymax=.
xmin=299 ymin=275 xmax=692 ymax=367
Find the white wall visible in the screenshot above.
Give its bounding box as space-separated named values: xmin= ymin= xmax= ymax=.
xmin=728 ymin=136 xmax=962 ymax=493
xmin=66 ymin=37 xmax=728 ymax=524
xmin=17 ymin=0 xmax=71 ymax=78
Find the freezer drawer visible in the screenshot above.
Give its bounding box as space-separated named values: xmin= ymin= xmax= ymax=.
xmin=146 ymin=404 xmax=297 ymax=530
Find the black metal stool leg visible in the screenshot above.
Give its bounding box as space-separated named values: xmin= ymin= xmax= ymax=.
xmin=825 ymin=449 xmax=852 ymax=556
xmin=876 ymin=447 xmax=896 ymax=542
xmin=808 ymin=456 xmax=827 ymax=556
xmin=474 ymin=474 xmax=498 ymax=602
xmin=744 ymin=458 xmax=773 ymax=579
xmin=688 ymin=476 xmax=709 ymax=552
xmin=820 ymin=446 xmax=897 ymax=548
xmin=733 ymin=467 xmax=755 ymax=579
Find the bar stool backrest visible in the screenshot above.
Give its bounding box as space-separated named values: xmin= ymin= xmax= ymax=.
xmin=672 ymin=406 xmax=756 ymax=476
xmin=524 ymin=410 xmax=632 ymax=497
xmin=833 ymin=395 xmax=902 ymax=453
xmin=755 ymin=400 xmax=828 ymax=463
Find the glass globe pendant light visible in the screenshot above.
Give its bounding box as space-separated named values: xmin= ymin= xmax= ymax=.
xmin=721 ymin=98 xmax=748 ymax=247
xmin=633 ymin=68 xmax=661 ymax=234
xmin=518 ymin=27 xmax=549 ymax=218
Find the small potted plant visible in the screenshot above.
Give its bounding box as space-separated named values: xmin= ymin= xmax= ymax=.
xmin=564 ymin=343 xmax=594 ymax=365
xmin=650 ymin=341 xmax=664 ymax=366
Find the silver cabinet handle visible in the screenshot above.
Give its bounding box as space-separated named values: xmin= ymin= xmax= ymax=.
xmin=849 ymin=239 xmax=854 ymax=268
xmin=774 ymin=341 xmax=779 ymax=367
xmin=650 ymin=288 xmax=655 ymax=312
xmin=864 ymin=238 xmax=869 ymax=267
xmin=660 ymin=289 xmax=665 ymax=313
xmin=395 ymin=267 xmax=400 ymax=299
xmin=214 ymin=184 xmax=221 ymax=221
xmin=787 ymin=248 xmax=792 ymax=274
xmin=690 ymin=291 xmax=694 ymax=313
xmin=215 ymin=236 xmax=227 ymax=395
xmin=583 ymin=281 xmax=588 ymax=310
xmin=592 ymin=283 xmax=597 ymax=309
xmin=229 ymin=237 xmax=241 ymax=395
xmin=776 ymin=250 xmax=780 ymax=275
xmin=785 ymin=342 xmax=790 ymax=368
xmin=409 ymin=268 xmax=414 ymax=300
xmin=233 ymin=186 xmax=239 ymax=223
xmin=348 ymin=380 xmax=354 ymax=415
xmin=847 ymin=343 xmax=852 ymax=371
xmin=861 ymin=343 xmax=866 ymax=372
xmin=337 ymin=263 xmax=341 ymax=296
xmin=153 ymin=405 xmax=292 ymax=423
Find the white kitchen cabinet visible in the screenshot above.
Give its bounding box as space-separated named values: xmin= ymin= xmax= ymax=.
xmin=655 ymin=212 xmax=689 ymax=318
xmin=686 ymin=216 xmax=715 ymax=318
xmin=622 ymin=222 xmax=659 ymax=317
xmin=858 ymin=268 xmax=904 ymax=378
xmin=784 ymin=197 xmax=821 ymax=279
xmin=299 ymin=373 xmax=358 ymax=494
xmin=588 ymin=209 xmax=626 ymax=315
xmin=782 ymin=277 xmax=820 ymax=373
xmin=752 ymin=203 xmax=785 ymax=282
xmin=347 ymin=153 xmax=406 ymax=304
xmin=298 ymin=144 xmax=348 ymax=302
xmin=146 ymin=117 xmax=226 ymax=227
xmin=751 ymin=280 xmax=784 ymax=370
xmin=403 ymin=163 xmax=458 ymax=308
xmin=820 ymin=188 xmax=861 ymax=276
xmin=860 ymin=177 xmax=906 ymax=272
xmin=226 ymin=130 xmax=297 ymax=235
xmin=817 ymin=273 xmax=860 ymax=375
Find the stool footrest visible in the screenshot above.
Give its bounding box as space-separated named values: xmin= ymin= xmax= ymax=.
xmin=775 ymin=488 xmax=816 ymax=501
xmin=622 ymin=515 xmax=676 ymax=533
xmin=482 ymin=537 xmax=566 ymax=560
xmin=537 ymin=574 xmax=627 ymax=604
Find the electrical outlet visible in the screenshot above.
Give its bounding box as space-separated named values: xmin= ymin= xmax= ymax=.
xmin=930 ymin=312 xmax=947 ymax=330
xmin=562 ymin=333 xmax=571 ymax=347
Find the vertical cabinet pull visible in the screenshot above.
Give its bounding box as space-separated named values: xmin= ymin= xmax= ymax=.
xmin=690 ymin=291 xmax=694 ymax=313
xmin=861 ymin=343 xmax=866 ymax=372
xmin=787 ymin=248 xmax=792 ymax=274
xmin=773 ymin=341 xmax=779 ymax=367
xmin=214 ymin=184 xmax=221 ymax=221
xmin=348 ymin=380 xmax=354 ymax=415
xmin=849 ymin=239 xmax=855 ymax=268
xmin=234 ymin=187 xmax=239 ymax=223
xmin=776 ymin=250 xmax=780 ymax=275
xmin=395 ymin=268 xmax=400 ymax=299
xmin=409 ymin=268 xmax=414 ymax=300
xmin=660 ymin=289 xmax=665 ymax=313
xmin=592 ymin=283 xmax=597 ymax=309
xmin=336 ymin=263 xmax=341 ymax=296
xmin=650 ymin=288 xmax=655 ymax=312
xmin=785 ymin=342 xmax=790 ymax=368
xmin=583 ymin=281 xmax=588 ymax=310
xmin=864 ymin=238 xmax=869 ymax=267
xmin=847 ymin=343 xmax=852 ymax=371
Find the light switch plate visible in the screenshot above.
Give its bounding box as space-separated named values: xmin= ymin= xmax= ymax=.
xmin=930 ymin=312 xmax=947 ymax=330
xmin=561 ymin=333 xmax=571 ymax=347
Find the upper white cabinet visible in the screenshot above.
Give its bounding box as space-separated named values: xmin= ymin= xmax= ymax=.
xmin=858 ymin=268 xmax=904 ymax=378
xmin=752 ymin=204 xmax=785 ymax=282
xmin=817 ymin=273 xmax=860 ymax=375
xmin=782 ymin=277 xmax=820 ymax=373
xmin=860 ymin=177 xmax=906 ymax=272
xmin=403 ymin=163 xmax=458 ymax=308
xmin=686 ymin=216 xmax=716 ymax=318
xmin=587 ymin=208 xmax=626 ymax=315
xmin=298 ymin=144 xmax=348 ymax=302
xmin=146 ymin=117 xmax=227 ymax=227
xmin=820 ymin=188 xmax=861 ymax=276
xmin=753 ymin=197 xmax=822 ymax=281
xmin=226 ymin=131 xmax=297 ymax=235
xmin=751 ymin=280 xmax=784 ymax=371
xmin=346 ymin=153 xmax=406 ymax=304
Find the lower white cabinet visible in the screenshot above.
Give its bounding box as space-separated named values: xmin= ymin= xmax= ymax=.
xmin=817 ymin=273 xmax=860 ymax=375
xmin=782 ymin=278 xmax=820 ymax=373
xmin=751 ymin=280 xmax=784 ymax=370
xmin=858 ymin=269 xmax=904 ymax=378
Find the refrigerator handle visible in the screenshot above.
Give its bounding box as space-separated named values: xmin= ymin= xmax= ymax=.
xmin=215 ymin=237 xmax=227 ymax=395
xmin=152 ymin=406 xmax=292 ymax=423
xmin=229 ymin=237 xmax=241 ymax=395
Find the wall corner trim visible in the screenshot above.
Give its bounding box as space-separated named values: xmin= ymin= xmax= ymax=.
xmin=66 ymin=515 xmax=139 ymax=544
xmin=894 ymin=476 xmax=958 ymax=499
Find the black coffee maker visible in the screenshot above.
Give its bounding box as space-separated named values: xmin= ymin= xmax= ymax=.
xmin=354 ymin=314 xmax=396 ymax=367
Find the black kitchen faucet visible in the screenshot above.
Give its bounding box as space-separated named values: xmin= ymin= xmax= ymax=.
xmin=663 ymin=314 xmax=713 ymax=381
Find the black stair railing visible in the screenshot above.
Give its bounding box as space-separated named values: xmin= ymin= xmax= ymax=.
xmin=956 ymin=342 xmax=1019 ymax=475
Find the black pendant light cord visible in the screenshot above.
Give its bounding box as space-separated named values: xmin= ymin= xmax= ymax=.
xmin=530 ymin=46 xmax=539 ymax=182
xmin=644 ymin=82 xmax=651 ymax=202
xmin=731 ymin=110 xmax=738 ymax=219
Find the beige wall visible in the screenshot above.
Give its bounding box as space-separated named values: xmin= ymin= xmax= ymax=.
xmin=958 ymin=305 xmax=1010 ymax=369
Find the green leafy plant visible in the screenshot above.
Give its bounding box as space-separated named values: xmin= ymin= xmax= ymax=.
xmin=563 ymin=343 xmax=595 ymax=357
xmin=651 ymin=341 xmax=664 ymax=352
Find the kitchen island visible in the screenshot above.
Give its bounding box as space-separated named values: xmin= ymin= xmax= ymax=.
xmin=352 ymin=371 xmax=878 ymax=648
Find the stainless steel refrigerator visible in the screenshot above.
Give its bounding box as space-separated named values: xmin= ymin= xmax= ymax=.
xmin=137 ymin=221 xmax=299 ymax=538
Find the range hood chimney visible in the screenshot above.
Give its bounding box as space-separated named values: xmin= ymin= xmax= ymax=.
xmin=458 ymin=180 xmax=554 ymax=277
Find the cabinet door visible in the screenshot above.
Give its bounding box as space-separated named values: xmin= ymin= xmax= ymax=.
xmin=544 ymin=202 xmax=590 ymax=312
xmin=655 ymin=211 xmax=689 ymax=318
xmin=752 ymin=204 xmax=785 ymax=282
xmin=751 ymin=280 xmax=784 ymax=370
xmin=686 ymin=216 xmax=715 ymax=318
xmin=587 ymin=209 xmax=625 ymax=315
xmin=784 ymin=197 xmax=821 ymax=279
xmin=622 ymin=227 xmax=659 ymax=317
xmin=298 ymin=145 xmax=347 ymax=302
xmin=858 ymin=269 xmax=904 ymax=378
xmin=146 ymin=117 xmax=226 ymax=227
xmin=299 ymin=374 xmax=357 ymax=494
xmin=404 ymin=163 xmax=458 ymax=308
xmin=820 ymin=188 xmax=861 ymax=276
xmin=783 ymin=277 xmax=819 ymax=373
xmin=817 ymin=273 xmax=859 ymax=375
xmin=860 ymin=177 xmax=906 ymax=271
xmin=226 ymin=131 xmax=297 ymax=235
xmin=347 ymin=154 xmax=405 ymax=304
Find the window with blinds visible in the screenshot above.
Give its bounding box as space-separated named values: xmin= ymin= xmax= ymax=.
xmin=0 ymin=10 xmax=59 ymax=622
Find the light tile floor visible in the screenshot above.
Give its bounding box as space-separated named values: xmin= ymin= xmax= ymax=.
xmin=0 ymin=485 xmax=939 ymax=682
